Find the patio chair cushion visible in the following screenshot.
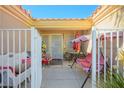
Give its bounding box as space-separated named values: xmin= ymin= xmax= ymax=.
xmin=76 ymin=58 xmax=91 ymax=68
xmin=0 ymin=66 xmax=15 ymax=73
xmin=85 ymin=53 xmax=92 ymax=62
xmin=15 ymin=63 xmax=31 ymax=74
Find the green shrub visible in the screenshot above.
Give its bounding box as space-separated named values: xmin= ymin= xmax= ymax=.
xmin=100 ymin=73 xmax=124 ymax=88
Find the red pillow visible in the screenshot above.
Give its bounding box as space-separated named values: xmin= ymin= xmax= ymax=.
xmin=21 ymin=58 xmax=31 ymax=64
xmin=0 ymin=66 xmax=15 ymax=75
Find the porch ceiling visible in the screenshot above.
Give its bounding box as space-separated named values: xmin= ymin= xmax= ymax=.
xmin=33 ymin=18 xmax=92 ymax=31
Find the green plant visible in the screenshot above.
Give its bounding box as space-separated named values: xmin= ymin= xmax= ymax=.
xmin=100 ymin=72 xmax=124 ymax=88
xmin=99 ymin=48 xmax=124 ymax=88
xmin=42 ymin=41 xmax=47 ymax=53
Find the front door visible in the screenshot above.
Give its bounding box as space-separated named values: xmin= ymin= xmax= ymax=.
xmin=42 ymin=34 xmax=63 ymax=59
xmin=51 ymin=35 xmax=63 ymax=59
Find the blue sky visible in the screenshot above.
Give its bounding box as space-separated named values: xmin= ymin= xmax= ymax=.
xmin=23 ymin=5 xmax=99 ymax=18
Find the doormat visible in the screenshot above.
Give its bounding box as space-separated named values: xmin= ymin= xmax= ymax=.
xmin=50 ymin=59 xmax=63 ymax=65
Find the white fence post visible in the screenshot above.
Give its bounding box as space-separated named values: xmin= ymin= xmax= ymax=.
xmin=31 ymin=27 xmax=36 ymax=88
xmin=92 ymin=27 xmax=97 ymax=88
xmin=97 ymin=32 xmax=100 ymax=86
xmin=110 ymin=32 xmax=113 ymax=80
xmin=116 ymin=31 xmax=119 ymax=74
xmin=104 ymin=32 xmax=107 ymax=82
xmin=37 ymin=31 xmax=42 ymax=88
xmin=31 ymin=27 xmax=42 ymax=88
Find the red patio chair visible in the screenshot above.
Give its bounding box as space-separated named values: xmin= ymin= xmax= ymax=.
xmin=76 ymin=51 xmax=104 ymax=88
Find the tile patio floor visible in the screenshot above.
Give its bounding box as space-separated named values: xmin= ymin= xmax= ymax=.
xmin=41 ymin=61 xmax=91 ymax=88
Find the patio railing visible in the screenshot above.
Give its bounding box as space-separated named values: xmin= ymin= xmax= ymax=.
xmin=92 ymin=28 xmax=124 ymax=88
xmin=0 ymin=27 xmax=42 ymax=88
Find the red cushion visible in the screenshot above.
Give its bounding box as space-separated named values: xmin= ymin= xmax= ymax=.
xmin=85 ymin=53 xmax=92 ymax=62
xmin=21 ymin=58 xmax=31 ymax=64
xmin=0 ymin=66 xmax=15 ymax=74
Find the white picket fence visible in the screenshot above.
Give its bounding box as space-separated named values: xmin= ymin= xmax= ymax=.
xmin=0 ymin=27 xmax=42 ymax=88
xmin=92 ymin=28 xmax=124 ymax=87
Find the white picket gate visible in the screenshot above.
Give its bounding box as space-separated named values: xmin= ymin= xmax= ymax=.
xmin=0 ymin=27 xmax=42 ymax=88
xmin=92 ymin=28 xmax=124 ymax=87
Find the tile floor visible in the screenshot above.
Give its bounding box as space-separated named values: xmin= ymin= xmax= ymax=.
xmin=41 ymin=61 xmax=91 ymax=88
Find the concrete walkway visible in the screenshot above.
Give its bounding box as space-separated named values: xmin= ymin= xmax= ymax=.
xmin=41 ymin=61 xmax=91 ymax=88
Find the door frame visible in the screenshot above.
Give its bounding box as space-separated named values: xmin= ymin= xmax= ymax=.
xmin=41 ymin=34 xmax=64 ymax=59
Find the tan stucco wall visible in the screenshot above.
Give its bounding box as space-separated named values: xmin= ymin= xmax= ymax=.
xmin=0 ymin=31 xmax=31 ymax=54
xmin=94 ymin=7 xmax=124 ymax=29
xmin=0 ymin=10 xmax=31 ymax=54
xmin=0 ymin=10 xmax=29 ymax=29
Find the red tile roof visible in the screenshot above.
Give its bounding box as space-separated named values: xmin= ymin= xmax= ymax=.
xmin=16 ymin=5 xmax=31 ymax=18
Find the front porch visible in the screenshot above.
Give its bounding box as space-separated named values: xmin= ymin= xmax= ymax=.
xmin=0 ymin=5 xmax=124 ymax=88
xmin=38 ymin=19 xmax=92 ymax=88
xmin=41 ymin=61 xmax=91 ymax=88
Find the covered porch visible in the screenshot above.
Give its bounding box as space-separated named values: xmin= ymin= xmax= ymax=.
xmin=33 ymin=18 xmax=92 ymax=88
xmin=0 ymin=5 xmax=124 ymax=88
xmin=34 ymin=18 xmax=92 ymax=62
